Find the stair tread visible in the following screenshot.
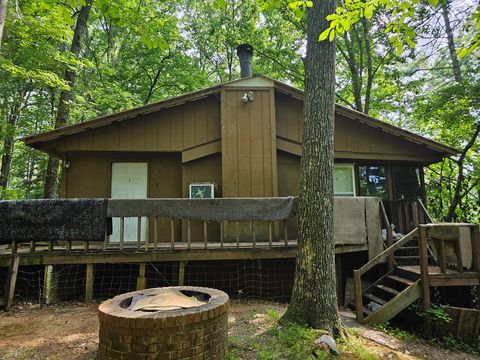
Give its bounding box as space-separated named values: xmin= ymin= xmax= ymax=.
xmin=364 ymin=293 xmax=387 ymax=305
xmin=374 ymin=284 xmax=399 ymax=296
xmin=387 ymin=275 xmax=414 ymax=286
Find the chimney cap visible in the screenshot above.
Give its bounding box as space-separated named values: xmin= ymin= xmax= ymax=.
xmin=236 ymin=44 xmax=253 ymax=56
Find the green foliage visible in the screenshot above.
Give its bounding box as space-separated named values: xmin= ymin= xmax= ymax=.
xmin=375 ymin=322 xmax=414 ymax=340
xmin=426 ymin=305 xmax=452 ymax=324
xmin=430 ymin=335 xmax=480 ymax=355
xmin=256 ymin=323 xmax=326 ymax=360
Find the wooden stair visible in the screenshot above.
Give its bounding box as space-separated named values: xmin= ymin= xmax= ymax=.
xmin=357 ymin=267 xmax=421 ymax=324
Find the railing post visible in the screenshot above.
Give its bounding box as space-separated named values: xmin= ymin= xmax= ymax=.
xmin=419 ymin=225 xmax=431 ymax=312
xmin=354 ymin=270 xmax=363 ymax=323
xmin=470 ymin=225 xmax=480 ymax=273
xmin=387 ymin=226 xmax=394 ymax=269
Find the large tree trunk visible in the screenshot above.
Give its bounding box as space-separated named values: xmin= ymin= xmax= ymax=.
xmin=43 ymin=0 xmax=93 ymax=198
xmin=281 ymin=0 xmax=341 ymax=333
xmin=0 ymin=0 xmax=7 ymax=51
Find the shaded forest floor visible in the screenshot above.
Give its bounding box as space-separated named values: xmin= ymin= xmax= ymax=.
xmin=0 ymin=300 xmax=477 ymax=360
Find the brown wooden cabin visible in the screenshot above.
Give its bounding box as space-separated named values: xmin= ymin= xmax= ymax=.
xmin=12 ymin=74 xmax=472 ymax=313
xmin=24 ymin=75 xmax=456 ymax=233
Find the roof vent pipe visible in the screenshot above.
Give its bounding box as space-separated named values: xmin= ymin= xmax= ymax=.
xmin=236 ymin=44 xmax=253 ymax=78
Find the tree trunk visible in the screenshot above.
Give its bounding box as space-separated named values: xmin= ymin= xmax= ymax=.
xmin=43 ymin=0 xmax=93 ymax=198
xmin=0 ymin=90 xmax=28 ymax=199
xmin=441 ymin=0 xmax=462 ymax=84
xmin=361 ymin=17 xmax=373 ymax=114
xmin=0 ymin=0 xmax=7 ymax=51
xmin=445 ymin=123 xmax=480 ymax=221
xmin=281 ymin=0 xmax=341 ymax=333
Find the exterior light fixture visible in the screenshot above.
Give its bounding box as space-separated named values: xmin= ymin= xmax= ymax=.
xmin=242 ymin=91 xmax=254 ymax=103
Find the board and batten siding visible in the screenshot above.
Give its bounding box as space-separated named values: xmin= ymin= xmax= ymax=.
xmin=275 ymin=92 xmax=443 ymax=163
xmin=221 ymin=88 xmax=278 ymax=197
xmin=44 ymin=96 xmax=221 ymax=154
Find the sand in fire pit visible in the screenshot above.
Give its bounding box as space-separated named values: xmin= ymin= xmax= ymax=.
xmin=129 ymin=288 xmax=206 ymax=311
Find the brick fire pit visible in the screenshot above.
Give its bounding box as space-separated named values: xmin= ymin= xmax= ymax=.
xmin=97 ymin=286 xmax=229 ymax=359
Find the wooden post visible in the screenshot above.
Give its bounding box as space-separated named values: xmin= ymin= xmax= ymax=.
xmin=137 ymin=217 xmax=142 ymax=250
xmin=236 ymin=221 xmax=240 ymax=249
xmin=153 ymin=216 xmax=158 ymax=251
xmin=119 ymin=217 xmax=125 ymax=251
xmin=4 ymin=254 xmax=19 ymax=311
xmin=178 ymin=261 xmax=186 ymax=286
xmin=220 ymin=222 xmax=224 ymax=250
xmin=144 ymin=218 xmax=149 ymax=252
xmin=136 ymin=263 xmax=146 ymax=290
xmin=335 ymin=254 xmax=344 ymax=306
xmin=353 ymin=270 xmax=363 ymax=323
xmin=456 ymin=235 xmax=464 ymax=273
xmin=252 ymin=221 xmax=256 ymax=249
xmin=387 ymin=226 xmax=394 ymax=269
xmin=43 ymin=265 xmax=57 ymax=305
xmin=471 ymin=225 xmax=480 ymax=273
xmin=268 ymin=221 xmax=273 ymax=249
xmin=419 ymin=225 xmax=431 ymax=311
xmin=170 ymin=219 xmax=175 ymax=249
xmin=30 ymin=241 xmax=35 ymax=253
xmin=412 ymin=200 xmax=419 ymax=228
xmin=85 ymin=263 xmax=94 ymax=304
xmin=438 ymin=239 xmax=446 ymax=274
xmin=283 ymin=219 xmax=288 ymax=247
xmin=203 ymin=221 xmax=208 ymax=250
xmin=187 ymin=219 xmax=191 ymax=250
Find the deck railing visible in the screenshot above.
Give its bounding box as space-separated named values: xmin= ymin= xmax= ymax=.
xmin=105 ymin=198 xmax=297 ymax=251
xmin=1 ymin=197 xmax=298 ymax=254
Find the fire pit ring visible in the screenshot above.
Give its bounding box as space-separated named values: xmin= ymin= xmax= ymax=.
xmin=97 ymin=286 xmax=229 ymax=359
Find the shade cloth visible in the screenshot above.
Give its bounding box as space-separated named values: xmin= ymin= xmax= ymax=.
xmin=0 ymin=198 xmax=109 ymax=244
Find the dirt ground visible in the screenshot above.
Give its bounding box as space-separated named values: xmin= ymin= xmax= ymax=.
xmin=0 ymin=300 xmax=477 ymax=360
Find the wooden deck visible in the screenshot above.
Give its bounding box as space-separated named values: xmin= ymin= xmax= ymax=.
xmin=398 ymin=265 xmax=480 ymax=286
xmin=0 ymin=241 xmax=368 ymax=267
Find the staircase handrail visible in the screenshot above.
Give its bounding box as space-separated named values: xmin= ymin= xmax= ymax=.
xmin=354 ymin=227 xmax=419 ymax=322
xmin=358 ymin=227 xmax=419 ymax=276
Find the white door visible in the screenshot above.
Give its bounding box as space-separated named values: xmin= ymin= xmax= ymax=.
xmin=110 ymin=162 xmax=148 ymax=243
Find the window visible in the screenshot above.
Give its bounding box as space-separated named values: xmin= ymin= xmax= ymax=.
xmin=359 ymin=165 xmax=388 ymax=199
xmin=189 ymin=183 xmax=215 ymax=199
xmin=334 ymin=164 xmax=356 ymax=196
xmin=392 ymin=166 xmax=421 ymax=199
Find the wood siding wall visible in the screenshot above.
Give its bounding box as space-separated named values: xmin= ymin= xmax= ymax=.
xmin=275 ymin=93 xmax=443 ymax=163
xmin=182 ymin=154 xmax=222 ymax=241
xmin=45 ymin=96 xmax=221 ymax=154
xmin=221 ymin=88 xmax=278 ymax=197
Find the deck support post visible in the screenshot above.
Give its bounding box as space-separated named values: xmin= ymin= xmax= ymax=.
xmin=419 ymin=225 xmax=431 ymax=312
xmin=353 ymin=270 xmax=363 ymax=323
xmin=335 ymin=254 xmax=344 ymax=306
xmin=85 ymin=263 xmax=94 ymax=303
xmin=4 ymin=254 xmax=19 ymax=311
xmin=178 ymin=261 xmax=186 ymax=286
xmin=136 ymin=263 xmax=147 ymax=290
xmin=43 ymin=265 xmax=58 ymax=305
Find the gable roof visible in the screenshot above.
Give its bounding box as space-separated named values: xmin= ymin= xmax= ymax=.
xmin=23 ymin=75 xmax=458 ymax=156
